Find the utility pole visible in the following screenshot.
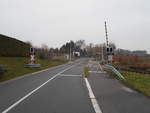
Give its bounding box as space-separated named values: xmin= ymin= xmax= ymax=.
xmin=70 ymin=41 xmax=71 ymax=61
xmin=101 ymin=44 xmax=104 ymax=61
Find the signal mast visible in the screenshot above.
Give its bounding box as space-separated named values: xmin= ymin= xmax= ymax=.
xmin=104 ymin=21 xmax=113 ymax=64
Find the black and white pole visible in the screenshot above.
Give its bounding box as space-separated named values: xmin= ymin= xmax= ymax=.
xmin=104 ymin=21 xmax=114 ymax=64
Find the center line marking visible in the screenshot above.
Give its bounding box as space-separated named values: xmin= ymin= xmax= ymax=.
xmin=2 ymin=63 xmax=80 ymax=113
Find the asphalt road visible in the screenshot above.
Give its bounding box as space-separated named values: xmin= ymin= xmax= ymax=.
xmin=0 ymin=58 xmax=95 ymax=113
xmin=1 ymin=58 xmax=150 ymax=113
xmin=88 ymin=61 xmax=150 ymax=113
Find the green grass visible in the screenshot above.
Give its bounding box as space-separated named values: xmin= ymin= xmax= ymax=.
xmin=122 ymin=71 xmax=150 ymax=97
xmin=83 ymin=66 xmax=90 ymax=78
xmin=0 ymin=57 xmax=67 ymax=82
xmin=106 ymin=69 xmax=150 ymax=97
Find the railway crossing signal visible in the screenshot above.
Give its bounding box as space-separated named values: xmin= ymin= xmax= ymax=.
xmin=29 ymin=47 xmax=35 ymax=64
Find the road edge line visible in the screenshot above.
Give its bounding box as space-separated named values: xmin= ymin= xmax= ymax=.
xmin=84 ymin=78 xmax=102 ymax=113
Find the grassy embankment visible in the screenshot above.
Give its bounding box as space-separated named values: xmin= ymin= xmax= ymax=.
xmin=0 ymin=57 xmax=67 ymax=82
xmin=107 ymin=70 xmax=150 ymax=97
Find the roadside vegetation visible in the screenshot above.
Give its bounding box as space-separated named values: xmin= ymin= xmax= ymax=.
xmin=83 ymin=66 xmax=90 ymax=78
xmin=114 ymin=55 xmax=150 ymax=74
xmin=104 ymin=54 xmax=150 ymax=97
xmin=0 ymin=57 xmax=67 ymax=82
xmin=122 ymin=71 xmax=150 ymax=97
xmin=106 ymin=66 xmax=150 ymax=97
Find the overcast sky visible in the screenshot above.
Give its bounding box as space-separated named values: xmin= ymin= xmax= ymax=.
xmin=0 ymin=0 xmax=149 ymax=52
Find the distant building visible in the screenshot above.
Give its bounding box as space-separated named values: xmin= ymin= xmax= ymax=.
xmin=116 ymin=49 xmax=149 ymax=57
xmin=73 ymin=52 xmax=80 ymax=57
xmin=131 ymin=50 xmax=147 ymax=56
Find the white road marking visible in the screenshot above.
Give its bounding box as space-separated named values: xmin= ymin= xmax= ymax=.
xmin=84 ymin=78 xmax=102 ymax=113
xmin=60 ymin=74 xmax=82 ymax=77
xmin=122 ymin=86 xmax=135 ymax=93
xmin=2 ymin=63 xmax=79 ymax=113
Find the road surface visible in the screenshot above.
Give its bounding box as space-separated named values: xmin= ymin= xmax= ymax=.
xmin=0 ymin=58 xmax=150 ymax=113
xmin=0 ymin=59 xmax=95 ymax=113
xmin=88 ymin=61 xmax=150 ymax=113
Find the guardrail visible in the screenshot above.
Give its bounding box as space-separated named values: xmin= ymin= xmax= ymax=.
xmin=104 ymin=65 xmax=125 ymax=80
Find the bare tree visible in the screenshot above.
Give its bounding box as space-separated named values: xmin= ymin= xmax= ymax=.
xmin=75 ymin=40 xmax=85 ymax=50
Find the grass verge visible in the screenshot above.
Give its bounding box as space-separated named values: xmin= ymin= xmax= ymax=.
xmin=106 ymin=69 xmax=150 ymax=97
xmin=122 ymin=71 xmax=150 ymax=97
xmin=83 ymin=66 xmax=90 ymax=78
xmin=0 ymin=57 xmax=67 ymax=82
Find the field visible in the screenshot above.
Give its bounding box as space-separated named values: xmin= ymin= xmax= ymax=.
xmin=114 ymin=55 xmax=150 ymax=74
xmin=0 ymin=57 xmax=67 ymax=82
